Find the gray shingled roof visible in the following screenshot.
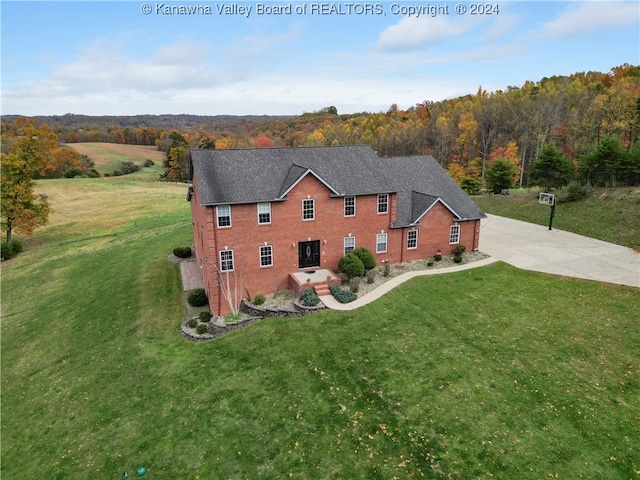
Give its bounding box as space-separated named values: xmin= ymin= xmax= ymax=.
xmin=190 ymin=145 xmax=485 ymax=226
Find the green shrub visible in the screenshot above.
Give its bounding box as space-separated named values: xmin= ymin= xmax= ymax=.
xmin=460 ymin=176 xmax=482 ymax=195
xmin=300 ymin=289 xmax=320 ymax=307
xmin=173 ymin=246 xmax=192 ymax=258
xmin=111 ymin=169 xmax=124 ymax=177
xmin=187 ymin=289 xmax=208 ymax=307
xmin=563 ymin=181 xmax=588 ymax=202
xmin=434 ymin=254 xmax=442 ymax=261
xmin=253 ymin=294 xmax=266 ymax=306
xmin=143 ymin=159 xmax=155 ymax=167
xmin=195 ymin=323 xmax=209 ymax=335
xmin=187 ymin=319 xmax=198 ymax=328
xmin=427 ymin=259 xmax=434 ymax=267
xmin=119 ymin=161 xmax=140 ymax=174
xmin=453 ymin=255 xmax=463 ymax=263
xmin=352 ymin=247 xmax=377 ymax=270
xmin=338 ymin=253 xmax=365 ymax=279
xmin=1 ymin=240 xmax=23 ymax=260
xmin=452 ymin=245 xmax=466 ymax=256
xmin=330 ymin=285 xmax=357 ymax=303
xmin=63 ymin=167 xmax=84 ymax=178
xmin=199 ymin=311 xmax=212 ymax=322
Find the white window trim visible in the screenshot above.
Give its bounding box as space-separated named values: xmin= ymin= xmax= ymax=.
xmin=259 ymin=245 xmax=273 ymax=268
xmin=407 ymin=229 xmax=418 ymax=249
xmin=216 ymin=204 xmax=231 ymax=228
xmin=219 ymin=249 xmax=234 ymax=272
xmin=302 ymin=198 xmax=315 ymax=221
xmin=344 ymin=236 xmax=355 ymax=255
xmin=257 ymin=202 xmax=271 ymax=225
xmin=377 ymin=194 xmax=389 ymax=214
xmin=344 ymin=196 xmax=356 ymax=217
xmin=450 ymin=224 xmax=460 ymax=244
xmin=376 ymin=233 xmax=388 ymax=253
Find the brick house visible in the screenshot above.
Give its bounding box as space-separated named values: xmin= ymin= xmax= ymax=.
xmin=188 ymin=145 xmax=485 ymax=315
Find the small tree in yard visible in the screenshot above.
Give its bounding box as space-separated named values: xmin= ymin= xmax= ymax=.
xmin=338 ymin=253 xmax=365 ymax=279
xmin=485 ymin=158 xmax=516 ymax=194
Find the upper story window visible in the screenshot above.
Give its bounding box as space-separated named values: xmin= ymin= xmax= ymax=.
xmin=216 ymin=205 xmax=231 ymax=228
xmin=344 ymin=196 xmax=356 ymax=217
xmin=450 ymin=224 xmax=460 ymax=244
xmin=219 ymin=249 xmax=234 ymax=271
xmin=344 ymin=236 xmax=355 ymax=255
xmin=302 ymin=198 xmax=315 ymax=221
xmin=407 ymin=229 xmax=418 ymax=249
xmin=377 ymin=194 xmax=389 ymax=214
xmin=257 ymin=202 xmax=271 ymax=224
xmin=376 ymin=232 xmax=388 ymax=253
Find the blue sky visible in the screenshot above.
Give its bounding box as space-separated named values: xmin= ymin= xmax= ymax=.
xmin=1 ymin=1 xmax=639 ymax=116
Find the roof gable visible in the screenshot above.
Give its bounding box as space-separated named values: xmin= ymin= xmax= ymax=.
xmin=278 ymin=164 xmax=341 ymax=198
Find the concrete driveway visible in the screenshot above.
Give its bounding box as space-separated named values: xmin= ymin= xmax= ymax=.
xmin=479 ymin=214 xmax=640 ymax=288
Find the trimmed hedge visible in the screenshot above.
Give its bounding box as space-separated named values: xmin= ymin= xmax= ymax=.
xmin=352 ymin=247 xmax=377 ymax=270
xmin=173 ymin=246 xmax=192 ymax=258
xmin=330 ymin=285 xmax=357 ymax=303
xmin=187 ymin=289 xmax=208 ymax=307
xmin=338 ymin=253 xmax=365 ymax=279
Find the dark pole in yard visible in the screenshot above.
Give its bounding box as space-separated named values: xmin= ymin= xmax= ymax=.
xmin=548 ymin=203 xmax=555 ymax=230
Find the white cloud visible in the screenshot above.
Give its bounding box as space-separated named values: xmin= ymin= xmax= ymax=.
xmin=541 ymin=1 xmax=639 ymax=38
xmin=376 ymin=16 xmax=479 ymax=51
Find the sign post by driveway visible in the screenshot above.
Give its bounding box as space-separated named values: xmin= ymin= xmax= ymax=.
xmin=539 ymin=193 xmax=556 ymax=230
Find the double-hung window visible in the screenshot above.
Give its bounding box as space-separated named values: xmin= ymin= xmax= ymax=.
xmin=344 ymin=236 xmax=355 ymax=255
xmin=407 ymin=230 xmax=418 ymax=249
xmin=377 ymin=194 xmax=389 ymax=214
xmin=344 ymin=196 xmax=355 ymax=217
xmin=216 ymin=204 xmax=231 ymax=228
xmin=257 ymin=202 xmax=271 ymax=224
xmin=259 ymin=245 xmax=273 ymax=267
xmin=376 ymin=233 xmax=388 ymax=253
xmin=449 ymin=225 xmax=460 ymax=244
xmin=302 ymin=199 xmax=315 ymax=221
xmin=219 ymin=249 xmax=234 ymax=271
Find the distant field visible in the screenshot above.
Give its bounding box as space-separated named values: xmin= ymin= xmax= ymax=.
xmin=473 ymin=187 xmax=640 ymax=249
xmin=1 ymin=155 xmax=638 ymax=478
xmin=69 ymin=142 xmax=165 ymax=174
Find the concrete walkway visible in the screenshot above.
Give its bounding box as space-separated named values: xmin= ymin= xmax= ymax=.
xmin=479 ymin=214 xmax=640 ymax=288
xmin=318 ymin=257 xmax=499 ymax=310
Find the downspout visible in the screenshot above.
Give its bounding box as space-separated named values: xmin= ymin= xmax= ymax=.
xmin=211 ymin=207 xmax=222 ymax=316
xmin=472 ymin=219 xmax=478 ymax=251
xmin=400 ymin=228 xmax=405 ymax=263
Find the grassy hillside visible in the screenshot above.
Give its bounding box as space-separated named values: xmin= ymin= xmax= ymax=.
xmin=69 ymin=142 xmax=165 ymax=175
xmin=473 ymin=187 xmax=640 ymax=249
xmin=2 ymin=174 xmax=639 ymax=479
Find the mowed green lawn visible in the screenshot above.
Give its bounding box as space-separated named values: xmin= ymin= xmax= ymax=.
xmin=2 ymin=173 xmax=639 ymax=479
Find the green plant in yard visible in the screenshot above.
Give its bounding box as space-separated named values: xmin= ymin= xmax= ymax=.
xmin=352 ymin=246 xmax=377 ymax=270
xmin=199 ymin=311 xmax=212 ymax=322
xmin=187 ymin=288 xmax=208 ymax=307
xmin=195 ymin=323 xmax=209 ymax=335
xmin=338 ymin=252 xmax=365 ymax=278
xmin=452 ymin=244 xmax=466 ymax=256
xmin=1 ymin=239 xmax=22 ymax=260
xmin=173 ymin=246 xmax=192 ymax=258
xmin=329 ymin=285 xmax=358 ymax=303
xmin=434 ymin=253 xmax=442 ymax=261
xmin=187 ymin=318 xmax=198 ymax=328
xmin=300 ymin=288 xmax=320 ymax=307
xmin=453 ymin=255 xmax=463 ymax=263
xmin=253 ymin=294 xmax=266 ymax=305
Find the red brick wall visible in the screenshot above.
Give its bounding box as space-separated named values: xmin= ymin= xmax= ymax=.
xmin=191 ymin=173 xmax=481 ymax=316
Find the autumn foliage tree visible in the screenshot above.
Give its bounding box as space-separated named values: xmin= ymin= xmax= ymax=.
xmin=1 ymin=118 xmax=57 ymax=245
